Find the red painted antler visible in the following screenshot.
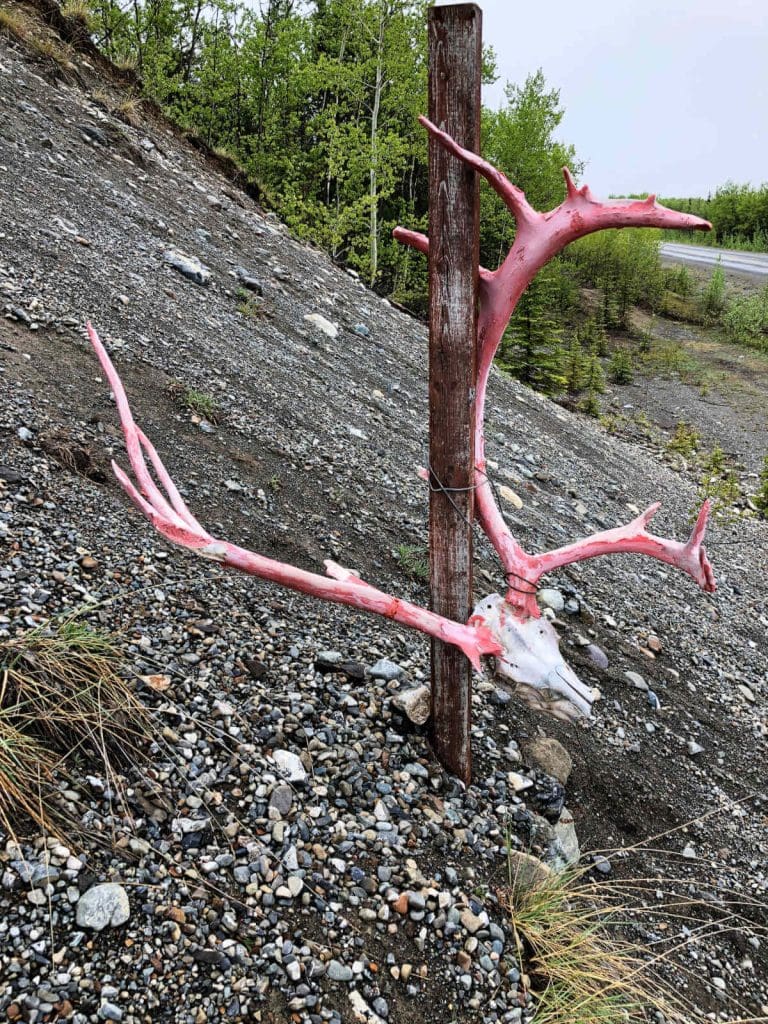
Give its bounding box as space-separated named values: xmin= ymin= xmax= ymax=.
xmin=396 ymin=118 xmax=716 ymax=621
xmin=86 ymin=324 xmax=502 ymax=670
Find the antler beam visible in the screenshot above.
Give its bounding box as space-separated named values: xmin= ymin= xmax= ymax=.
xmin=87 ymin=324 xmax=502 ymax=671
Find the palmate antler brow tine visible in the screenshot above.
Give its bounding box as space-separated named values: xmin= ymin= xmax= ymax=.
xmin=87 ymin=323 xmax=502 ymax=671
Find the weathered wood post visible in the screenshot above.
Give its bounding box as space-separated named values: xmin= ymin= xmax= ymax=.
xmin=427 ymin=3 xmax=482 ymax=784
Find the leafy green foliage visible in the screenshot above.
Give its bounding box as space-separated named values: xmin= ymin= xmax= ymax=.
xmin=721 ymin=286 xmax=768 ymax=351
xmin=480 ymin=70 xmax=581 ymax=270
xmin=566 ymin=229 xmax=665 ymax=328
xmin=697 ymin=446 xmax=740 ymax=520
xmin=666 ymin=421 xmax=700 ymax=458
xmin=753 ymin=455 xmax=768 ymax=518
xmin=701 ymin=263 xmax=726 ymax=320
xmin=396 ymin=543 xmax=428 ymax=581
xmin=663 ymin=182 xmax=768 ymax=251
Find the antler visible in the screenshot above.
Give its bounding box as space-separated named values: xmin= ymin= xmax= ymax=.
xmin=87 ymin=324 xmax=502 ymax=670
xmin=395 ymin=119 xmax=717 ymax=621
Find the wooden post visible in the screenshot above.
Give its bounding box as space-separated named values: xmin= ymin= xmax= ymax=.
xmin=427 ymin=3 xmax=481 ymax=784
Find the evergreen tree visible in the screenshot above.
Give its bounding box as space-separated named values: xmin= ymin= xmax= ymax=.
xmin=498 ymin=267 xmax=565 ymax=395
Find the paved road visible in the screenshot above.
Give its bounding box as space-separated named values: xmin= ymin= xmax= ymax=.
xmin=660 ymin=242 xmax=768 ymax=277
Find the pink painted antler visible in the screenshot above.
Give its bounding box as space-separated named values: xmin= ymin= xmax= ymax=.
xmin=86 ymin=324 xmax=502 ymax=670
xmin=396 ymin=118 xmax=716 ymax=618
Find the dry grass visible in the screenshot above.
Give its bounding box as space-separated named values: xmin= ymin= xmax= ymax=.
xmin=0 ymin=613 xmax=152 ymax=838
xmin=0 ymin=6 xmax=76 ymax=75
xmin=60 ymin=0 xmax=91 ymax=22
xmin=114 ymin=95 xmax=142 ymax=127
xmin=502 ymin=852 xmax=766 ymax=1024
xmin=0 ymin=6 xmax=29 ymax=42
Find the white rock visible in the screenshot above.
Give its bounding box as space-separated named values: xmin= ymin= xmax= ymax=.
xmin=537 ymin=588 xmax=565 ymax=613
xmin=348 ymin=990 xmax=387 ymax=1024
xmin=303 ymin=312 xmax=338 ymax=338
xmin=76 ymin=883 xmax=130 ymax=931
xmin=272 ymin=749 xmax=307 ymax=783
xmin=391 ymin=684 xmax=430 ymax=724
xmin=625 ymin=671 xmax=648 ymax=691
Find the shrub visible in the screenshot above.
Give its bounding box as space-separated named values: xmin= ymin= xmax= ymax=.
xmin=608 ymin=348 xmax=633 ymax=384
xmin=753 ymin=455 xmax=768 ymax=518
xmin=721 ymin=287 xmax=768 ymax=350
xmin=666 ymin=421 xmax=700 ymax=458
xmin=701 ymin=263 xmax=726 ymax=320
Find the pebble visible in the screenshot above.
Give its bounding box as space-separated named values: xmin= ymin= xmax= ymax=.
xmin=76 ymin=884 xmax=130 ymax=931
xmin=163 ymin=248 xmax=211 ymax=286
xmin=271 ymin=749 xmax=307 ymax=782
xmin=369 ymin=658 xmax=404 ymax=681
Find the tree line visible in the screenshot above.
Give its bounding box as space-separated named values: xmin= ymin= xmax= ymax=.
xmin=81 ymin=0 xmax=709 ymax=410
xmin=663 ymin=183 xmax=768 ymax=252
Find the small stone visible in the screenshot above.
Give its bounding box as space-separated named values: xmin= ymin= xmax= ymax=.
xmin=76 ymin=883 xmax=130 ymax=931
xmin=353 ymin=323 xmax=370 ymax=337
xmin=303 ymin=313 xmax=338 ymax=339
xmin=507 ymin=771 xmax=534 ymax=793
xmin=738 ymin=684 xmax=755 ymax=703
xmin=235 ymin=267 xmax=263 ymax=294
xmin=506 ymin=851 xmax=553 ymax=896
xmin=499 ymin=485 xmax=523 ymax=509
xmin=586 ymin=644 xmax=609 ymax=670
xmin=625 ymin=671 xmax=648 ymax=691
xmin=686 ymin=740 xmax=705 ymax=756
xmin=286 ymin=961 xmax=301 ymax=983
xmin=525 ymin=737 xmax=573 ymax=784
xmin=537 ymin=589 xmax=565 ymax=613
xmin=369 ymin=659 xmax=404 ymax=681
xmin=327 ymin=960 xmax=353 ymax=982
xmin=460 ymin=907 xmax=489 ymax=934
xmin=269 ymin=784 xmax=293 ymax=817
xmin=163 ymin=248 xmax=210 ymax=286
xmin=99 ymin=1003 xmax=123 ymax=1021
xmin=348 ymin=991 xmax=386 ymax=1024
xmin=391 ymin=684 xmax=430 ymax=725
xmin=272 ymin=749 xmax=307 ymax=783
xmin=681 ymin=844 xmax=697 ymax=860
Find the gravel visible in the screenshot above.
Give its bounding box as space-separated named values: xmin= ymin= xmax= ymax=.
xmin=0 ymin=17 xmax=766 ymax=1024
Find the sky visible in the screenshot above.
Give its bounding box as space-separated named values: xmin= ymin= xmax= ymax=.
xmin=433 ymin=0 xmax=768 ymax=198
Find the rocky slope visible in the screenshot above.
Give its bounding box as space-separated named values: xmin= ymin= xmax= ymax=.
xmin=1 ymin=6 xmax=766 ymax=1023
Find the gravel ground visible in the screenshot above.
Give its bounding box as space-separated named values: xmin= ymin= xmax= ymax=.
xmin=1 ymin=9 xmax=767 ymax=1024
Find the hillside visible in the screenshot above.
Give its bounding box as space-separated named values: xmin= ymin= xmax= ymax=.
xmin=1 ymin=5 xmax=767 ymax=1023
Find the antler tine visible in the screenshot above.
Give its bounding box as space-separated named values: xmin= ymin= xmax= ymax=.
xmin=87 ymin=323 xmax=192 ymax=533
xmin=418 ymin=115 xmax=537 ymax=227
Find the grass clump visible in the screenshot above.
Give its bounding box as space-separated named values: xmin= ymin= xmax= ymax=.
xmin=60 ymin=0 xmax=91 ymax=21
xmin=181 ymin=387 xmax=221 ymax=423
xmin=501 ymin=856 xmax=748 ymax=1024
xmin=0 ymin=7 xmax=27 ymax=41
xmin=0 ymin=613 xmax=151 ymax=837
